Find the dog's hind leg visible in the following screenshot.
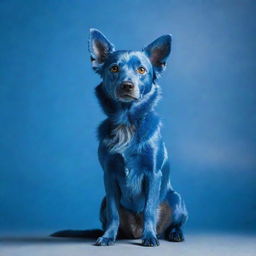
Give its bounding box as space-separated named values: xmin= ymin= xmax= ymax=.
xmin=164 ymin=190 xmax=188 ymax=242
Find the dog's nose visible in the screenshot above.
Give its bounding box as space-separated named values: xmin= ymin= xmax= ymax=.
xmin=121 ymin=81 xmax=134 ymax=92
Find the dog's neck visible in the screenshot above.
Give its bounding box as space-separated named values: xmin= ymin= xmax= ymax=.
xmin=95 ymin=83 xmax=160 ymax=127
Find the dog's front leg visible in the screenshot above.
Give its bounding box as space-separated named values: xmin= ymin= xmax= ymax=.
xmin=142 ymin=171 xmax=161 ymax=247
xmin=95 ymin=173 xmax=120 ymax=246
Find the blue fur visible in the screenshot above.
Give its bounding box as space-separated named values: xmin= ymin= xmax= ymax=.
xmin=89 ymin=29 xmax=188 ymax=246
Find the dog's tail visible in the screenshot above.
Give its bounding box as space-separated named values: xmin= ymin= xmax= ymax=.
xmin=50 ymin=229 xmax=103 ymax=239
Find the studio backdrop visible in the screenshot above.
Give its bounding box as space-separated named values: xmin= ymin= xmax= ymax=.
xmin=0 ymin=0 xmax=255 ymax=234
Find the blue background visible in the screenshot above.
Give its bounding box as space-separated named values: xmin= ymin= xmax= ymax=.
xmin=0 ymin=0 xmax=255 ymax=233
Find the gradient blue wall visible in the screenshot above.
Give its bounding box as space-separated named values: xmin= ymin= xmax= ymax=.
xmin=0 ymin=0 xmax=255 ymax=233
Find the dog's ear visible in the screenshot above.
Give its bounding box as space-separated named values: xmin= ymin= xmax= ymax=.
xmin=143 ymin=34 xmax=172 ymax=76
xmin=88 ymin=28 xmax=115 ymax=74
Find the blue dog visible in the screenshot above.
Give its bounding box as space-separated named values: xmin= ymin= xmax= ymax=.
xmin=88 ymin=29 xmax=188 ymax=247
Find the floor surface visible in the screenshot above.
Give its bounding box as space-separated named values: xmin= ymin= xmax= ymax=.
xmin=0 ymin=232 xmax=255 ymax=256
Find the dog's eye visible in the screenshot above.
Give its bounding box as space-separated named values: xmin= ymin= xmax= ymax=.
xmin=137 ymin=66 xmax=146 ymax=74
xmin=110 ymin=65 xmax=119 ymax=73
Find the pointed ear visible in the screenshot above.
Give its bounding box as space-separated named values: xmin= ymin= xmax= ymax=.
xmin=143 ymin=34 xmax=172 ymax=76
xmin=88 ymin=29 xmax=115 ymax=73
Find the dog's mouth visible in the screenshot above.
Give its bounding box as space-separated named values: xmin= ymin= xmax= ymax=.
xmin=118 ymin=93 xmax=138 ymax=101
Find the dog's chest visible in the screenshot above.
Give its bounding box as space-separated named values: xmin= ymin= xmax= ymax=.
xmin=103 ymin=114 xmax=136 ymax=153
xmin=119 ymin=168 xmax=145 ymax=211
xmin=118 ymin=157 xmax=145 ymax=211
xmin=119 ymin=152 xmax=144 ymax=191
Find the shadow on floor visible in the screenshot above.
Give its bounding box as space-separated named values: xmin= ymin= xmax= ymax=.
xmin=0 ymin=229 xmax=104 ymax=244
xmin=51 ymin=229 xmax=103 ymax=239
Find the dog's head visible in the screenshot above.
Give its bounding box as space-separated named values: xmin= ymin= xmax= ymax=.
xmin=88 ymin=29 xmax=171 ymax=103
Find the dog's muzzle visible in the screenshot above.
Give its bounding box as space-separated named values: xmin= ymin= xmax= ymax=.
xmin=117 ymin=81 xmax=138 ymax=101
xmin=121 ymin=81 xmax=134 ymax=92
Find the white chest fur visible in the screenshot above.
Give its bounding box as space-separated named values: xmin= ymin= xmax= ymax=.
xmin=103 ymin=124 xmax=135 ymax=153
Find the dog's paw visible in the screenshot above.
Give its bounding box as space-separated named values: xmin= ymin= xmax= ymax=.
xmin=95 ymin=236 xmax=115 ymax=246
xmin=142 ymin=236 xmax=160 ymax=247
xmin=167 ymin=229 xmax=184 ymax=242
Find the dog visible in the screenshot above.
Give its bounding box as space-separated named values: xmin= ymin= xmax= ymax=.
xmin=88 ymin=29 xmax=188 ymax=247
